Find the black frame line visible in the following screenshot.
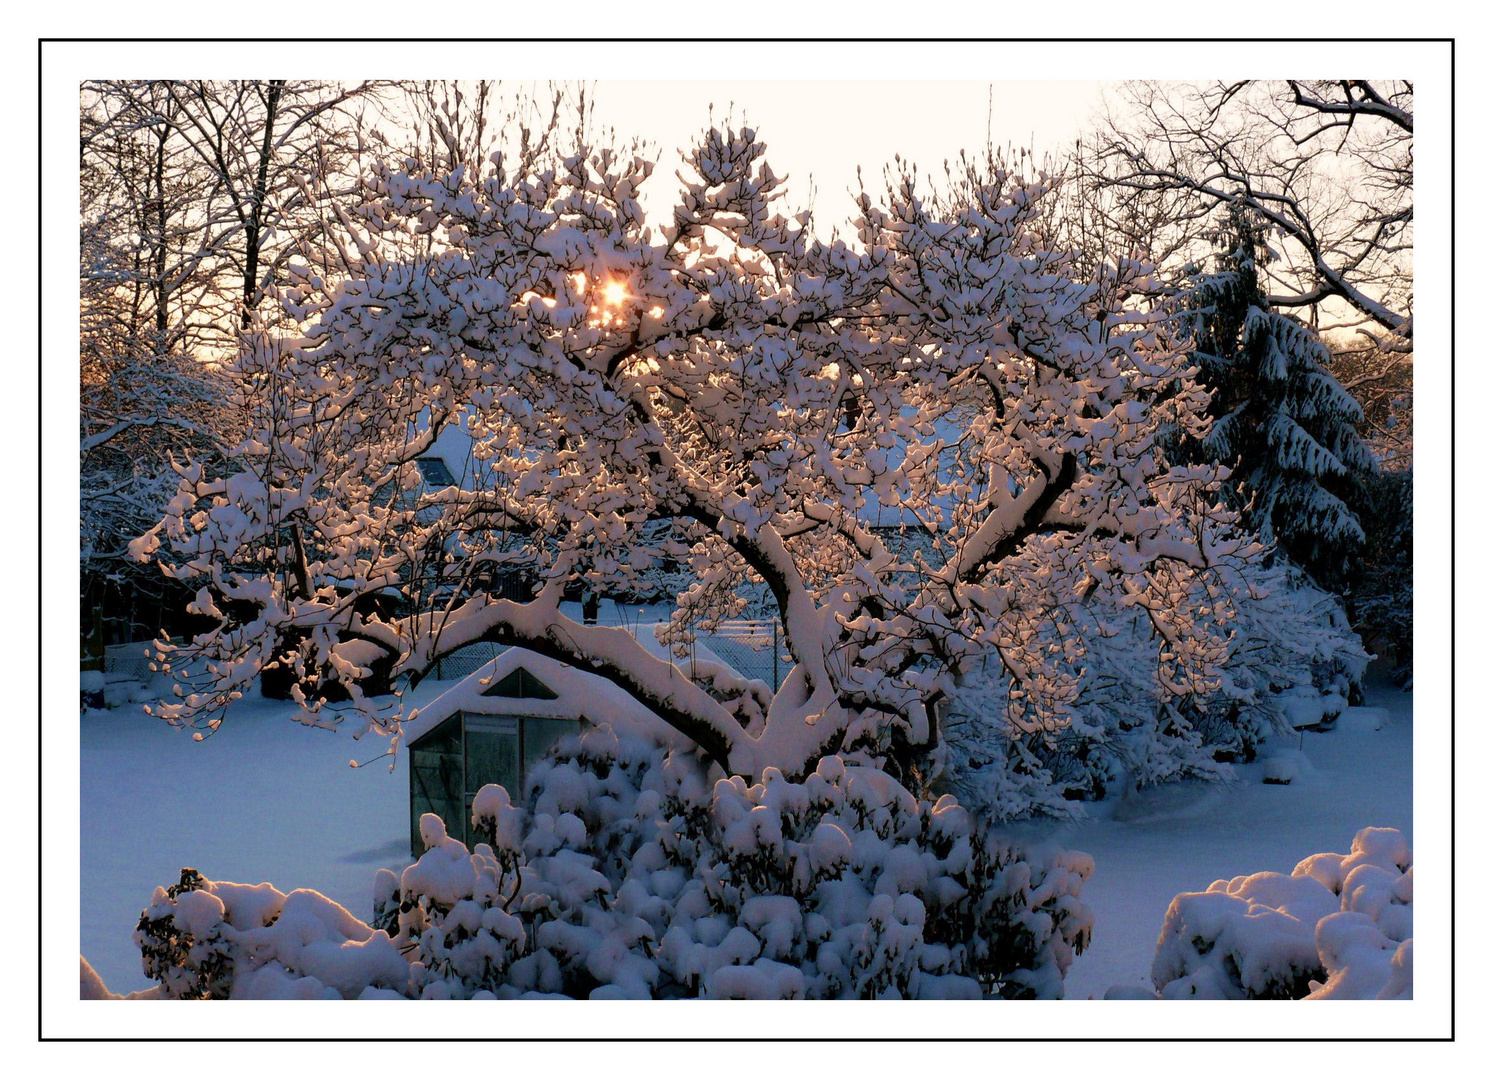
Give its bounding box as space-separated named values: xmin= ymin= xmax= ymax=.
xmin=41 ymin=37 xmax=1453 ymax=1042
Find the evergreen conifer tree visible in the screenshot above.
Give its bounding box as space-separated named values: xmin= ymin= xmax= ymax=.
xmin=1178 ymin=209 xmax=1375 ymax=587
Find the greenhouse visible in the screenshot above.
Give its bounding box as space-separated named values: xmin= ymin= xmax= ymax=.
xmin=402 ymin=646 xmax=674 ymax=853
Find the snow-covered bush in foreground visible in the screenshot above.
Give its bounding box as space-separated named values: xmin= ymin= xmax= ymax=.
xmin=133 ymin=867 xmax=408 ymax=1000
xmin=129 ymin=728 xmax=1092 ymax=999
xmin=1144 ymin=827 xmax=1411 ymax=1000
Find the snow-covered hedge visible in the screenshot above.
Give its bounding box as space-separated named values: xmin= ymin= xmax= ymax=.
xmin=1143 ymin=827 xmax=1412 ymax=1000
xmin=128 ymin=727 xmax=1093 ymax=1000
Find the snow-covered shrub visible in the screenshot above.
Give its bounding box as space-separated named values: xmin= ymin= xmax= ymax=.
xmin=1260 ymin=748 xmax=1307 ymax=785
xmin=134 ymin=867 xmax=408 ymax=1000
xmin=939 ymin=561 xmax=1368 ymax=818
xmin=134 ymin=869 xmax=237 ymax=999
xmin=386 ymin=726 xmax=1092 ymax=1000
xmin=1147 ymin=827 xmax=1411 ymax=1000
xmin=131 ymin=727 xmax=1093 ymax=1000
xmin=1218 ymin=563 xmax=1367 ymax=741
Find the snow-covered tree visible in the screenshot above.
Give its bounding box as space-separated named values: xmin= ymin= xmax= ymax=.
xmin=1326 ymin=338 xmax=1412 ymax=470
xmin=80 ymin=330 xmax=234 ymax=588
xmin=1175 ymin=211 xmax=1375 ymax=588
xmin=1352 ymin=465 xmax=1413 ymax=684
xmin=1323 ymin=337 xmax=1411 ymax=682
xmin=81 ymin=80 xmax=403 ymax=658
xmin=80 ymin=92 xmax=241 ymax=654
xmin=134 ymin=124 xmax=1283 ymax=783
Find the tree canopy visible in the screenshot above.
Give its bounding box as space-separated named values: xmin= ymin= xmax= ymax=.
xmin=133 ymin=122 xmax=1286 ymax=782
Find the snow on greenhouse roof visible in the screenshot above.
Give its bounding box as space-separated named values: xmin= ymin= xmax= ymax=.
xmin=401 ymin=627 xmax=745 ymax=747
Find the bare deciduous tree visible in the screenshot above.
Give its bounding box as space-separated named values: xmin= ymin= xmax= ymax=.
xmin=85 ymin=79 xmax=394 ymax=343
xmin=1088 ymin=80 xmax=1412 ymax=349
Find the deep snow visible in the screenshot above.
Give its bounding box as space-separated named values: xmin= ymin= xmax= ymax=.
xmin=80 ymin=668 xmax=1411 ymax=998
xmin=1036 ymin=674 xmax=1412 ymax=999
xmin=82 ymin=684 xmax=427 ymax=995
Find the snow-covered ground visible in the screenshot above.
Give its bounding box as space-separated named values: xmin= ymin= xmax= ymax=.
xmin=82 ymin=683 xmax=429 ymax=995
xmin=80 ymin=668 xmax=1411 ymax=999
xmin=1043 ymin=675 xmax=1412 ymax=999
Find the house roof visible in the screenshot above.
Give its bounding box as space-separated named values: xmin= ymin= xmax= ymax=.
xmin=412 ymin=413 xmax=526 ymax=531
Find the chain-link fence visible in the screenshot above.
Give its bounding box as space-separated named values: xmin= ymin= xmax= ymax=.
xmin=103 ymin=640 xmax=156 ymax=681
xmin=429 ymin=641 xmax=512 ymax=681
xmin=697 ymin=619 xmax=790 ymax=692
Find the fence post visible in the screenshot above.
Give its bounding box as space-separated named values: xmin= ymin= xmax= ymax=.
xmin=773 ymin=619 xmax=779 ymax=690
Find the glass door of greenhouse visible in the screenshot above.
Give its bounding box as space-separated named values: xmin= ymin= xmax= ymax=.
xmin=409 ymin=713 xmax=464 ymax=855
xmin=412 ymin=711 xmax=587 ymax=851
xmin=460 ymin=715 xmax=582 ymax=845
xmin=463 ymin=716 xmax=520 ymax=843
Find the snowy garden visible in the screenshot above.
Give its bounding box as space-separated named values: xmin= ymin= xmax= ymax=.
xmin=75 ymin=75 xmax=1417 ymax=1006
xmin=80 ymin=648 xmax=1411 ymax=1000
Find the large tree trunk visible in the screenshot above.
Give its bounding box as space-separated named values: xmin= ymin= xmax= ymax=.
xmin=241 ymin=80 xmax=283 ymax=329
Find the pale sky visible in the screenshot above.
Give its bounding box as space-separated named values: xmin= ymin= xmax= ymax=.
xmin=579 ymin=80 xmax=1110 ymax=231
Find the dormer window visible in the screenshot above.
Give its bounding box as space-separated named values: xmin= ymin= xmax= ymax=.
xmin=416 ymin=457 xmax=456 ymax=488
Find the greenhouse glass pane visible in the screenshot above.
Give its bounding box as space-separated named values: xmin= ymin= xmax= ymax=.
xmin=410 ymin=743 xmax=462 ymax=852
xmin=465 ymin=725 xmax=520 ymax=801
xmin=522 ymin=717 xmax=581 ymax=777
xmin=415 ymin=714 xmax=462 ymax=756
